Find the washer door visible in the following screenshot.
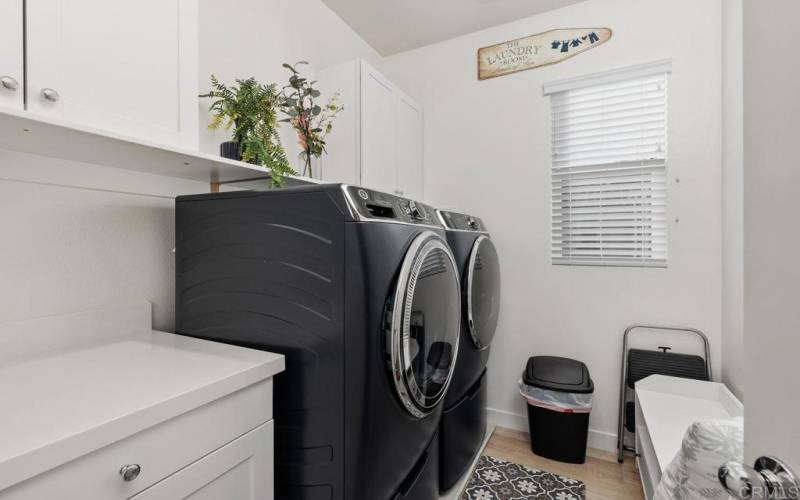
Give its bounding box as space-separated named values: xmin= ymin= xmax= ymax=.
xmin=466 ymin=236 xmax=501 ymax=349
xmin=389 ymin=231 xmax=461 ymax=418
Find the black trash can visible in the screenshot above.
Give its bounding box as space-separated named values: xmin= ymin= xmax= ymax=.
xmin=520 ymin=356 xmax=594 ymax=464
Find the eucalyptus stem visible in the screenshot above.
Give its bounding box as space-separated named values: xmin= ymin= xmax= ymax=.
xmin=279 ymin=61 xmax=343 ymax=179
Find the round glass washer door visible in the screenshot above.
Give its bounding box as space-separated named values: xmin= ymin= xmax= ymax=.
xmin=388 ymin=231 xmax=461 ymax=418
xmin=466 ymin=235 xmax=501 ymax=349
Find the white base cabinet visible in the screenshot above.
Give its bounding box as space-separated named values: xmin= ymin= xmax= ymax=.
xmin=0 ymin=328 xmax=283 ymax=500
xmin=0 ymin=381 xmax=275 ymax=500
xmin=133 ymin=421 xmax=273 ymax=500
xmin=318 ymin=60 xmax=424 ymax=200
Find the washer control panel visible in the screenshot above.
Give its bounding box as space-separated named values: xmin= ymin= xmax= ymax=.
xmin=345 ymin=186 xmax=440 ymax=226
xmin=437 ymin=210 xmax=488 ymax=232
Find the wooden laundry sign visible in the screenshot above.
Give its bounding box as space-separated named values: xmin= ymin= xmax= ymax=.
xmin=478 ymin=28 xmax=612 ymax=80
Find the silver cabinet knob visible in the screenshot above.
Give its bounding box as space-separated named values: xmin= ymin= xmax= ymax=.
xmin=119 ymin=464 xmax=142 ymax=482
xmin=1 ymin=76 xmax=19 ymax=91
xmin=719 ymin=456 xmax=799 ymax=499
xmin=41 ymin=88 xmax=60 ymax=102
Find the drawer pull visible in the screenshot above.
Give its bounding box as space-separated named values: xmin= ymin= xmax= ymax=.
xmin=119 ymin=464 xmax=142 ymax=482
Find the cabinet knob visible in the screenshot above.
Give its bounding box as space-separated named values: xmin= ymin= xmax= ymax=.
xmin=41 ymin=88 xmax=60 ymax=103
xmin=0 ymin=76 xmax=19 ymax=92
xmin=119 ymin=464 xmax=142 ymax=482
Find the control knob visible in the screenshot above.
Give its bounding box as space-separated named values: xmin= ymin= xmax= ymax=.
xmin=408 ymin=200 xmax=424 ymax=220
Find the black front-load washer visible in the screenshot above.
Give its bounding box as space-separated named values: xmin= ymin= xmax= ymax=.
xmin=435 ymin=210 xmax=501 ymax=493
xmin=175 ymin=184 xmax=461 ymax=500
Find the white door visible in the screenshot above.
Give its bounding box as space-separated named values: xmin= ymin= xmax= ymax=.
xmin=0 ymin=0 xmax=24 ymax=110
xmin=396 ymin=92 xmax=423 ymax=200
xmin=131 ymin=421 xmax=274 ymax=500
xmin=25 ymin=0 xmax=198 ymax=148
xmin=733 ymin=0 xmax=800 ymax=495
xmin=360 ymin=64 xmax=397 ymax=195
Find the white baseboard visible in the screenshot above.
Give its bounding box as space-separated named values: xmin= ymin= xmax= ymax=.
xmin=486 ymin=407 xmax=618 ymax=453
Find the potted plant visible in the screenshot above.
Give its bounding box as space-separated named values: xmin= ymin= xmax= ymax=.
xmin=200 ymin=75 xmax=295 ymax=186
xmin=279 ymin=62 xmax=343 ymax=178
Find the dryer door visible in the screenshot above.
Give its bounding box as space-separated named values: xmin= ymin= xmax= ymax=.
xmin=466 ymin=236 xmax=501 ymax=349
xmin=388 ymin=231 xmax=461 ymax=418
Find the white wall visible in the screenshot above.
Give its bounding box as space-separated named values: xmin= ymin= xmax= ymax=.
xmin=384 ymin=0 xmax=723 ymax=450
xmin=0 ymin=150 xmax=209 ymax=333
xmin=198 ymin=0 xmax=383 ymax=173
xmin=721 ymin=0 xmax=744 ymax=400
xmin=742 ymin=0 xmax=800 ymax=466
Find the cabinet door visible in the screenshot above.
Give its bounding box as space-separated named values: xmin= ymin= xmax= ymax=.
xmin=26 ymin=0 xmax=198 ymax=148
xmin=132 ymin=421 xmax=274 ymax=500
xmin=0 ymin=0 xmax=24 ymax=110
xmin=396 ymin=93 xmax=424 ymax=200
xmin=318 ymin=60 xmax=361 ymax=185
xmin=360 ymin=65 xmax=398 ymax=195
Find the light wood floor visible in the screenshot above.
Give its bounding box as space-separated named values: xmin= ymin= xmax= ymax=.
xmin=483 ymin=427 xmax=644 ymax=500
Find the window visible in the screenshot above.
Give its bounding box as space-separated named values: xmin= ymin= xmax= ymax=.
xmin=544 ymin=60 xmax=670 ymax=267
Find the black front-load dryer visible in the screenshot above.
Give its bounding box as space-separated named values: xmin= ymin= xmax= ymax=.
xmin=175 ymin=184 xmax=461 ymax=500
xmin=435 ymin=210 xmax=501 ymax=493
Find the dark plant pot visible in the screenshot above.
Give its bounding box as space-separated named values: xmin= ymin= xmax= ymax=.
xmin=220 ymin=141 xmax=241 ymax=161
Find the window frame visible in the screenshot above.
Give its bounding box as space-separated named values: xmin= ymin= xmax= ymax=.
xmin=544 ymin=60 xmax=671 ymax=268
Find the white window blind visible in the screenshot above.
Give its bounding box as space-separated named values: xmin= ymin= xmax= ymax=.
xmin=545 ymin=60 xmax=670 ymax=267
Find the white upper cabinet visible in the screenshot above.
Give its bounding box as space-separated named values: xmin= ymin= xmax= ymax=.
xmin=25 ymin=0 xmax=198 ymax=148
xmin=395 ymin=92 xmax=424 ymax=200
xmin=318 ymin=60 xmax=424 ymax=200
xmin=361 ymin=67 xmax=398 ymax=195
xmin=0 ymin=0 xmax=24 ymax=110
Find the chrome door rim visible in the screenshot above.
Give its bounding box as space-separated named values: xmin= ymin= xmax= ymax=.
xmin=467 ymin=235 xmax=495 ymax=350
xmin=389 ymin=231 xmax=461 ymax=418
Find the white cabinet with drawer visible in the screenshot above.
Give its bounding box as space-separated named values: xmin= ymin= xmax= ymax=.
xmin=133 ymin=421 xmax=274 ymax=500
xmin=0 ymin=328 xmax=284 ymax=500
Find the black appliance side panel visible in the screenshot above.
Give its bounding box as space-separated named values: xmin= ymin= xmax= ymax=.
xmin=444 ymin=231 xmax=490 ymax=408
xmin=396 ymin=431 xmax=441 ymax=500
xmin=440 ymin=370 xmax=487 ymax=492
xmin=175 ymin=188 xmax=347 ymax=500
xmin=343 ymin=222 xmax=444 ymax=500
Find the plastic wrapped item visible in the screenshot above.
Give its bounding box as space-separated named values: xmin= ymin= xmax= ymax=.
xmin=518 ymin=379 xmax=593 ymax=413
xmin=653 ymin=417 xmax=744 ymax=500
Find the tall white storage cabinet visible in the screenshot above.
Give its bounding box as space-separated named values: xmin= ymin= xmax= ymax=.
xmin=318 ymin=60 xmax=424 ymax=199
xmin=0 ymin=0 xmax=24 ymax=110
xmin=25 ymin=0 xmax=199 ymax=148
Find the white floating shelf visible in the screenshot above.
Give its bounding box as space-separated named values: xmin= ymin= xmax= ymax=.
xmin=0 ymin=108 xmax=317 ymax=187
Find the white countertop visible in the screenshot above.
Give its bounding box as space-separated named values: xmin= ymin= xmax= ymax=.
xmin=636 ymin=375 xmax=743 ymax=472
xmin=0 ymin=330 xmax=284 ymax=491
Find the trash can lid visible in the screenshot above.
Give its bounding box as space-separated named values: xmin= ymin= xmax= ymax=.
xmin=524 ymin=356 xmax=594 ymax=393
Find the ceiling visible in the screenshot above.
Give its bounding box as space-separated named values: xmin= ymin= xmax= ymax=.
xmin=320 ymin=0 xmax=587 ymax=56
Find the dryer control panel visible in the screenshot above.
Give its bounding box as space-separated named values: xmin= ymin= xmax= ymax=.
xmin=344 ymin=186 xmax=440 ymax=226
xmin=437 ymin=210 xmax=488 ymax=232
